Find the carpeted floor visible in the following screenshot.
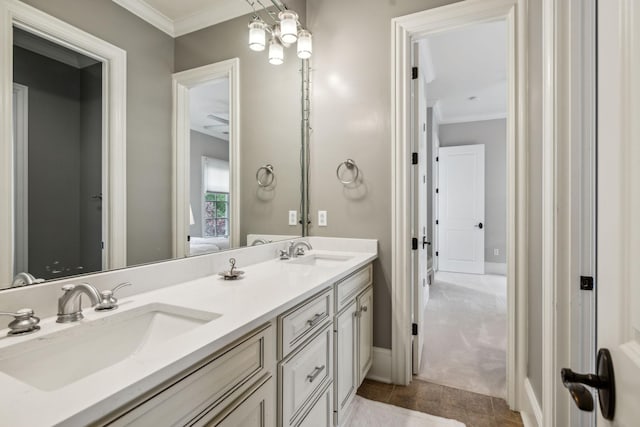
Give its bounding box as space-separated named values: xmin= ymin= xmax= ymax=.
xmin=417 ymin=271 xmax=507 ymax=398
xmin=345 ymin=395 xmax=465 ymax=427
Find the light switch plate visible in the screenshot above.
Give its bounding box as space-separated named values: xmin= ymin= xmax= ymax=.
xmin=318 ymin=210 xmax=327 ymax=227
xmin=288 ymin=211 xmax=297 ymax=226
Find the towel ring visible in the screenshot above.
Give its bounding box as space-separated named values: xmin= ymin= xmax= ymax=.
xmin=256 ymin=164 xmax=275 ymax=187
xmin=336 ymin=159 xmax=359 ymax=185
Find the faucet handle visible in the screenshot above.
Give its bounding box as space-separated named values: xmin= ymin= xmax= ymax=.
xmin=95 ymin=282 xmax=132 ymax=312
xmin=0 ymin=308 xmax=40 ymax=336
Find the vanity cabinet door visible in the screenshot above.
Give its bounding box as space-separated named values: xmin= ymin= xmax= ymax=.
xmin=334 ymin=300 xmax=358 ymax=426
xmin=357 ymin=286 xmax=373 ymax=385
xmin=196 ymin=376 xmax=275 ymax=427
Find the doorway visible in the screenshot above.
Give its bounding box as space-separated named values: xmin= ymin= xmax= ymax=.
xmin=410 ymin=19 xmax=509 ymax=400
xmin=172 ymin=59 xmax=240 ymax=259
xmin=391 ymin=0 xmax=528 ymax=412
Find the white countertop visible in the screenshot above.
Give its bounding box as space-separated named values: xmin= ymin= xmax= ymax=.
xmin=0 ymin=248 xmax=377 ymax=426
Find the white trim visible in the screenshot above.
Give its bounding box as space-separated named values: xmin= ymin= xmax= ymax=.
xmin=111 ymin=0 xmax=175 ymax=37
xmin=12 ymin=83 xmax=27 ymax=274
xmin=0 ymin=0 xmax=127 ymax=284
xmin=365 ymin=347 xmax=392 ymax=384
xmin=172 ymin=58 xmax=240 ymax=258
xmin=523 ymin=378 xmax=543 ymax=427
xmin=438 ymin=111 xmax=507 ymax=125
xmin=485 ymin=262 xmax=507 ymax=276
xmin=391 ymin=0 xmax=528 ymax=413
xmin=112 ymin=0 xmax=251 ymax=38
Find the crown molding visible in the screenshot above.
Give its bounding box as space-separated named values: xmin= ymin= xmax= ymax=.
xmin=112 ymin=0 xmax=250 ymax=38
xmin=438 ymin=111 xmax=507 ymax=125
xmin=173 ymin=3 xmax=250 ymax=37
xmin=112 ymin=0 xmax=175 ymax=36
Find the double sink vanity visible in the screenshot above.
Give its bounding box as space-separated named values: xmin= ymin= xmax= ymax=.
xmin=0 ymin=237 xmax=377 ymax=426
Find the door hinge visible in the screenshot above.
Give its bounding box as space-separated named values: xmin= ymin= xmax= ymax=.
xmin=412 ymin=323 xmax=418 ymax=335
xmin=436 ymin=219 xmax=439 ymax=225
xmin=580 ymin=276 xmax=594 ymax=291
xmin=412 ymin=238 xmax=418 ymax=250
xmin=101 ymin=241 xmax=104 ymax=250
xmin=412 ymin=152 xmax=418 ymax=165
xmin=436 ymin=188 xmax=439 ymax=194
xmin=187 ymin=235 xmax=191 ymax=242
xmin=436 ymin=156 xmax=439 ymax=162
xmin=435 ymin=251 xmax=439 ymax=257
xmin=412 ymin=66 xmax=418 ymax=79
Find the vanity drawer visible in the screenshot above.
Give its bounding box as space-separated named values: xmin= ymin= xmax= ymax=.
xmin=279 ymin=325 xmax=333 ymax=426
xmin=278 ymin=287 xmax=333 ymax=359
xmin=335 ymin=264 xmax=372 ymax=312
xmin=106 ymin=323 xmax=274 ymax=427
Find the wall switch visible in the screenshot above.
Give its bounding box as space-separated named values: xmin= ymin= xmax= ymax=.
xmin=494 ymin=248 xmax=500 ymax=256
xmin=318 ymin=210 xmax=328 ymax=227
xmin=288 ymin=210 xmax=297 ymax=226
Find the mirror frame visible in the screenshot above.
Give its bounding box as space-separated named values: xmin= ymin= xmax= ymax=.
xmin=0 ymin=0 xmax=127 ymax=284
xmin=171 ymin=59 xmax=240 ymax=257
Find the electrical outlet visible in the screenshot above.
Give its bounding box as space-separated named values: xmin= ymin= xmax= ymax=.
xmin=318 ymin=210 xmax=328 ymax=227
xmin=288 ymin=210 xmax=297 ymax=226
xmin=494 ymin=248 xmax=500 ymax=256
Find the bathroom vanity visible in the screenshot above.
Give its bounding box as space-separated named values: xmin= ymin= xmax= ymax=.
xmin=0 ymin=237 xmax=377 ymax=426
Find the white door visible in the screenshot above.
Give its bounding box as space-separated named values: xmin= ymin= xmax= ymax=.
xmin=411 ymin=50 xmax=428 ymax=374
xmin=437 ymin=145 xmax=485 ymax=274
xmin=595 ymin=1 xmax=640 ymax=424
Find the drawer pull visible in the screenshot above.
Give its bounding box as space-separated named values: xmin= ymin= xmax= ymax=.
xmin=306 ymin=313 xmax=324 ymax=328
xmin=306 ymin=365 xmax=325 ymax=383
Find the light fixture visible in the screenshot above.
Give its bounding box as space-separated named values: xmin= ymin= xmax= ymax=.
xmin=269 ymin=37 xmax=284 ymax=65
xmin=297 ymin=29 xmax=312 ymax=59
xmin=244 ymin=1 xmax=311 ymax=64
xmin=248 ymin=17 xmax=266 ymax=51
xmin=278 ymin=11 xmax=298 ymax=44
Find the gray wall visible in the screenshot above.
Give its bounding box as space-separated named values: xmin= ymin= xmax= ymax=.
xmin=527 ymin=0 xmax=544 ymax=404
xmin=306 ymin=0 xmax=461 ymax=349
xmin=175 ymin=0 xmax=306 ymax=247
xmin=438 ymin=119 xmax=507 ymax=264
xmin=22 ymin=0 xmax=176 ymax=266
xmin=189 ymin=130 xmax=229 ymax=238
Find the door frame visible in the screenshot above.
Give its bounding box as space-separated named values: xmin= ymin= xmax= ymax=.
xmin=171 ymin=58 xmax=240 ymax=258
xmin=0 ymin=0 xmax=127 ymax=283
xmin=12 ymin=82 xmax=27 ymax=274
xmin=390 ymin=0 xmax=528 ymax=411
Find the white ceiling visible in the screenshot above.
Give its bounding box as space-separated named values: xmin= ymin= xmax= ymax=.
xmin=112 ymin=0 xmax=251 ymax=37
xmin=190 ymin=78 xmax=230 ymax=141
xmin=422 ymin=20 xmax=507 ymax=124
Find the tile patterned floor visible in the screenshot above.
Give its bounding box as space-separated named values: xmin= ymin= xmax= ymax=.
xmin=357 ymin=378 xmax=523 ymax=427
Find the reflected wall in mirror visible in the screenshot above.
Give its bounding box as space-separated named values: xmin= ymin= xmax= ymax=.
xmin=0 ymin=0 xmax=306 ymax=290
xmin=12 ymin=28 xmax=104 ymax=281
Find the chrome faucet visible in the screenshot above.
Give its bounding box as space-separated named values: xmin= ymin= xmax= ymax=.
xmin=56 ymin=283 xmax=101 ymax=323
xmin=11 ymin=272 xmax=44 ymax=287
xmin=288 ymin=241 xmax=313 ymax=258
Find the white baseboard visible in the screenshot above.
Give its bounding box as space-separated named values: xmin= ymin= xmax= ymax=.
xmin=366 ymin=347 xmax=392 ymax=383
xmin=521 ymin=378 xmax=543 ymax=427
xmin=485 ymin=262 xmax=507 ymax=275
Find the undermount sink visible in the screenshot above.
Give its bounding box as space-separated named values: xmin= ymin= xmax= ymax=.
xmin=0 ymin=303 xmax=220 ymax=391
xmin=288 ymin=253 xmax=353 ymax=267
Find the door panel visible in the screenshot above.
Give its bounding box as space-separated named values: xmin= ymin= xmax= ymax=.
xmin=438 ymin=145 xmax=485 ymax=274
xmin=596 ymin=1 xmax=640 ymax=424
xmin=334 ymin=301 xmax=357 ymax=425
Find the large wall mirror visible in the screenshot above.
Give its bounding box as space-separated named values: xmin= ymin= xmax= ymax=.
xmin=0 ymin=0 xmax=308 ymax=290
